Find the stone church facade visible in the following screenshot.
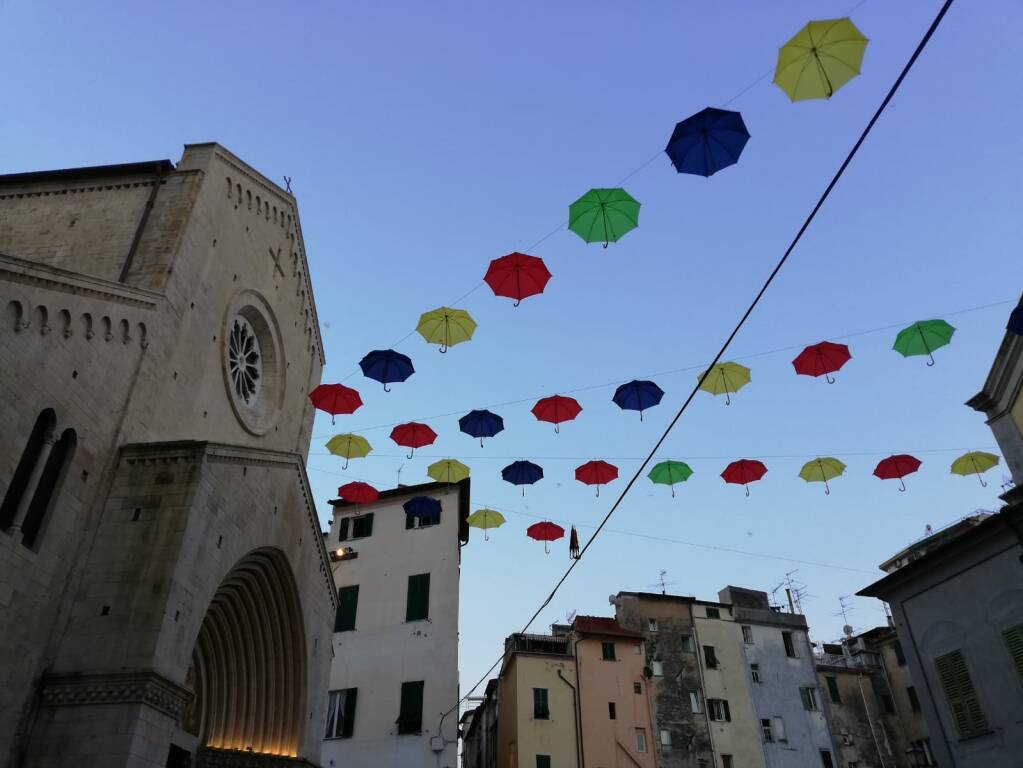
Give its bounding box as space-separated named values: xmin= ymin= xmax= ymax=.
xmin=0 ymin=144 xmax=335 ymax=767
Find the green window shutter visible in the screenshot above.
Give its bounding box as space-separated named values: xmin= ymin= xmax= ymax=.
xmin=342 ymin=688 xmax=358 ymax=738
xmin=934 ymin=650 xmax=987 ymax=738
xmin=826 ymin=676 xmax=841 ymax=703
xmin=723 ymin=699 xmax=731 ymax=722
xmin=337 ymin=517 xmax=350 ymax=541
xmin=335 ymin=585 xmax=359 ymax=632
xmin=364 ymin=512 xmax=374 ymax=536
xmin=1003 ymin=624 xmax=1023 ymax=681
xmin=398 ymin=681 xmax=424 ymax=734
xmin=536 ymin=756 xmax=551 ymax=768
xmin=406 ymin=573 xmax=430 ymax=622
xmin=533 ymin=688 xmax=549 ymax=719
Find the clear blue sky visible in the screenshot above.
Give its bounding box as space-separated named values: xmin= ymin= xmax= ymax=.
xmin=5 ymin=0 xmax=1022 ymax=706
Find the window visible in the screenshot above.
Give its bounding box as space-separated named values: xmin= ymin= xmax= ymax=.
xmin=648 ymin=618 xmax=659 ymax=632
xmin=608 ymin=702 xmax=616 ymax=720
xmin=634 ymin=682 xmax=642 ymax=694
xmin=705 ymin=607 xmax=720 ymax=619
xmin=826 ymin=676 xmax=841 ymax=703
xmin=820 ymin=750 xmax=835 ymax=768
xmin=20 ymin=427 xmax=75 ymax=551
xmin=894 ymin=639 xmax=906 ymax=666
xmin=397 ymin=681 xmax=424 ymax=734
xmin=698 ymin=761 xmax=708 ymax=768
xmin=1003 ymin=624 xmax=1023 ymax=681
xmin=703 ymin=645 xmax=719 ymax=669
xmin=334 ymin=585 xmax=359 ymax=632
xmin=907 ymin=685 xmax=921 ymax=713
xmin=533 ymin=688 xmax=550 ymax=719
xmin=934 ymin=650 xmax=987 ymax=738
xmin=689 ymin=690 xmax=702 ymax=713
xmin=324 ymin=688 xmax=357 ymax=738
xmin=659 ymin=729 xmax=671 ymax=746
xmin=680 ymin=633 xmax=694 ymax=653
xmin=350 ymin=513 xmax=374 ymax=539
xmin=635 ymin=728 xmax=647 ymax=753
xmin=881 ymin=694 xmax=895 ymax=714
xmin=633 ymin=642 xmax=642 ymax=655
xmin=751 ymin=663 xmax=761 ymax=683
xmin=601 ymin=642 xmax=616 ymax=661
xmin=742 ymin=625 xmax=754 ymax=644
xmin=535 ymin=756 xmax=551 ymax=768
xmin=773 ymin=716 xmax=787 ymax=742
xmin=782 ymin=631 xmax=797 ymax=657
xmin=0 ymin=409 xmax=55 ymax=531
xmin=406 ymin=508 xmax=441 ymax=528
xmin=910 ymin=738 xmax=937 ymax=766
xmin=800 ymin=687 xmax=819 ymax=711
xmin=651 ymin=660 xmax=664 ymax=677
xmin=761 ymin=718 xmax=773 ymax=742
xmin=722 ymin=756 xmax=733 ymax=768
xmin=336 ymin=517 xmax=350 ymax=541
xmin=707 ymin=698 xmax=731 ymax=722
xmin=406 ymin=573 xmax=430 ymax=621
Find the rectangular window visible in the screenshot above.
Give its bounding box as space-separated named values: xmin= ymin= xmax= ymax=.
xmin=633 ymin=642 xmax=642 ymax=655
xmin=334 ymin=585 xmax=359 ymax=633
xmin=800 ymin=687 xmax=819 ymax=711
xmin=705 ymin=607 xmax=720 ymax=619
xmin=703 ymin=645 xmax=719 ymax=669
xmin=894 ymin=639 xmax=906 ymax=666
xmin=680 ymin=633 xmax=694 ymax=653
xmin=1003 ymin=624 xmax=1023 ymax=681
xmin=648 ymin=618 xmax=658 ymax=632
xmin=722 ymin=755 xmax=733 ymax=768
xmin=761 ymin=718 xmax=773 ymax=742
xmin=635 ymin=728 xmax=647 ymax=753
xmin=783 ymin=631 xmax=797 ymax=657
xmin=820 ymin=750 xmax=835 ymax=768
xmin=826 ymin=676 xmax=841 ymax=703
xmin=405 ymin=573 xmax=430 ymax=622
xmin=660 ymin=729 xmax=672 ymax=746
xmin=601 ymin=641 xmax=616 ymax=661
xmin=608 ymin=702 xmax=616 ymax=720
xmin=337 ymin=517 xmax=350 ymax=541
xmin=773 ymin=716 xmax=787 ymax=742
xmin=533 ymin=688 xmax=550 ymax=719
xmin=406 ymin=509 xmax=441 ymax=529
xmin=651 ymin=660 xmax=664 ymax=677
xmin=742 ymin=625 xmax=754 ymax=644
xmin=324 ymin=688 xmax=358 ymax=738
xmin=689 ymin=690 xmax=702 ymax=714
xmin=351 ymin=512 xmax=374 ymax=538
xmin=907 ymin=685 xmax=921 ymax=713
xmin=881 ymin=694 xmax=895 ymax=714
xmin=634 ymin=682 xmax=642 ymax=694
xmin=751 ymin=663 xmax=761 ymax=683
xmin=707 ymin=698 xmax=731 ymax=722
xmin=935 ymin=650 xmax=987 ymax=738
xmin=397 ymin=681 xmax=424 ymax=734
xmin=535 ymin=756 xmax=551 ymax=768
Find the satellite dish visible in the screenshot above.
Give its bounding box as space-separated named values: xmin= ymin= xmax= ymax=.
xmin=608 ymin=595 xmax=616 ymax=605
xmin=843 ymin=624 xmax=854 ymax=637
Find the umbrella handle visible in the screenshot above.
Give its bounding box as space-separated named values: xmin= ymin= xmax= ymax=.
xmin=978 ymin=474 xmax=987 ymax=488
xmin=640 ymin=411 xmax=644 ymax=422
xmin=480 ymin=437 xmax=485 ymax=449
xmin=745 ymin=484 xmax=750 ymax=497
xmin=927 ymin=353 xmax=935 ymax=367
xmin=826 ymin=373 xmax=835 ymax=384
xmin=407 ymin=449 xmax=414 ymax=460
xmin=383 ymin=383 xmax=391 ymax=392
xmin=522 ymin=487 xmax=525 ymax=497
xmin=595 ymin=486 xmax=600 ymax=498
xmin=824 ymin=479 xmax=830 ymax=495
xmin=671 ymin=485 xmax=675 ymax=498
xmin=342 ymin=457 xmax=349 ymax=470
xmin=603 ymin=241 xmax=609 ymax=249
xmin=485 ymin=528 xmax=489 ymax=542
xmin=725 ymin=391 xmax=731 ymax=406
xmin=972 ymin=456 xmax=987 ymax=486
xmin=513 ymin=299 xmax=521 ymax=308
xmin=899 ymin=477 xmax=907 ymax=492
xmin=545 ymin=540 xmax=550 ymax=555
xmin=439 ymin=344 xmax=448 ymax=354
xmin=332 ymin=414 xmax=336 ymax=425
xmin=554 ymin=423 xmax=560 ymax=434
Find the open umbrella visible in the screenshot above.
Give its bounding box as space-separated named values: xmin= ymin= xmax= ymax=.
xmin=1008 ymin=302 xmax=1023 ymax=336
xmin=459 ymin=409 xmax=504 ymax=447
xmin=467 ymin=508 xmax=506 ymax=541
xmin=359 ymin=349 xmax=415 ymax=391
xmin=951 ymin=451 xmax=1000 ymax=487
xmin=613 ymin=380 xmax=665 ymax=420
xmin=575 ymin=460 xmax=619 ymax=497
xmin=799 ymin=457 xmax=846 ymax=495
xmin=532 ymin=395 xmax=582 ymax=433
xmin=308 ymin=383 xmax=362 ymax=424
xmin=873 ymin=454 xmax=921 ymax=492
xmin=721 ymin=459 xmax=768 ymax=496
xmin=527 ymin=520 xmax=565 ymax=554
xmin=417 ymin=307 xmax=477 ymax=353
xmin=427 ymin=459 xmax=470 ymax=484
xmin=665 ymin=107 xmax=751 ymax=177
xmin=774 ymin=18 xmax=869 ymax=102
xmin=484 ymin=252 xmax=552 ymax=306
xmin=326 ymin=433 xmax=372 ymax=470
xmin=698 ymin=362 xmax=751 ymax=405
xmin=338 ymin=482 xmax=379 ymax=504
xmin=792 ymin=342 xmax=851 ymax=384
xmin=893 ymin=320 xmax=955 ymax=366
xmin=569 ymin=188 xmax=640 ymax=248
xmin=404 ymin=496 xmax=442 ymax=519
xmin=390 ymin=421 xmax=438 ymax=459
xmin=502 ymin=460 xmax=544 ymax=495
xmin=648 ymin=460 xmax=694 ymax=497
xmin=569 ymin=525 xmax=580 ymax=559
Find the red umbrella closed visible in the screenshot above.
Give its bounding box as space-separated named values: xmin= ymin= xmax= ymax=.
xmin=531 ymin=395 xmax=583 ymax=433
xmin=792 ymin=342 xmax=852 ymax=384
xmin=721 ymin=459 xmax=768 ymax=496
xmin=873 ymin=454 xmax=922 ymax=492
xmin=338 ymin=482 xmax=380 ymax=504
xmin=308 ymin=383 xmax=363 ymax=424
xmin=527 ymin=520 xmax=565 ymax=554
xmin=575 ymin=460 xmax=619 ymax=497
xmin=484 ymin=252 xmax=552 ymax=306
xmin=390 ymin=421 xmax=439 ymax=458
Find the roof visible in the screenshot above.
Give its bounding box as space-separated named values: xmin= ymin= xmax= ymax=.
xmin=616 ymin=591 xmax=696 ymax=604
xmin=330 ymin=478 xmax=472 ymax=545
xmin=572 ymin=615 xmax=644 ymax=639
xmin=877 ymin=513 xmax=992 ymax=572
xmin=0 ymin=159 xmax=174 ymax=185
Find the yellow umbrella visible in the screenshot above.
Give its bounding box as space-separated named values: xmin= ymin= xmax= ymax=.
xmin=799 ymin=457 xmax=847 ymax=495
xmin=427 ymin=459 xmax=470 ymax=484
xmin=774 ymin=18 xmax=868 ymax=102
xmin=326 ymin=433 xmax=372 ymax=469
xmin=417 ymin=306 xmax=477 ymax=353
xmin=466 ymin=508 xmax=506 ymax=541
xmin=697 ymin=362 xmax=751 ymax=405
xmin=950 ymin=451 xmax=999 ymax=487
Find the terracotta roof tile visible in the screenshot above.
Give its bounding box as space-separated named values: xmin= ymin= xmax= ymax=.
xmin=572 ymin=615 xmax=644 ymax=638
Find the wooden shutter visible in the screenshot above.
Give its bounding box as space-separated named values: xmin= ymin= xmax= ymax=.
xmin=405 ymin=513 xmax=415 ymax=530
xmin=934 ymin=650 xmax=987 ymax=737
xmin=723 ymin=699 xmax=731 ymax=722
xmin=337 ymin=517 xmax=350 ymax=541
xmin=335 ymin=585 xmax=359 ymax=632
xmin=406 ymin=573 xmax=430 ymax=621
xmin=536 ymin=756 xmax=551 ymax=768
xmin=533 ymin=688 xmax=549 ymax=719
xmin=398 ymin=681 xmax=425 ymax=734
xmin=826 ymin=676 xmax=841 ymax=703
xmin=342 ymin=688 xmax=358 ymax=738
xmin=363 ymin=512 xmax=374 ymax=536
xmin=1004 ymin=624 xmax=1023 ymax=681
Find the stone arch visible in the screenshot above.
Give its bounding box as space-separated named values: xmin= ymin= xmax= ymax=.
xmin=32 ymin=305 xmax=49 ymax=335
xmin=226 ymin=177 xmax=232 ymax=199
xmin=100 ymin=316 xmax=112 ymax=341
xmin=137 ymin=322 xmax=148 ymax=349
xmin=5 ymin=299 xmax=24 ymax=332
xmin=81 ymin=312 xmax=94 ymax=340
xmin=119 ymin=318 xmax=131 ymax=344
xmin=58 ymin=309 xmax=72 ymax=338
xmin=183 ymin=547 xmax=306 ymax=757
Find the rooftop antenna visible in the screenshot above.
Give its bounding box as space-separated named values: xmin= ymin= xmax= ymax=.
xmin=659 ymin=570 xmax=668 ymax=595
xmin=834 ymin=595 xmax=855 ymax=632
xmin=283 ymin=175 xmax=293 ymax=194
xmin=396 ymin=462 xmax=405 ymax=487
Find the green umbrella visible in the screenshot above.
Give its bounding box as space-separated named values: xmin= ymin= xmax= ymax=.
xmin=569 ymin=188 xmax=640 ymax=248
xmin=648 ymin=460 xmax=694 ymax=497
xmin=893 ymin=319 xmax=955 ymax=366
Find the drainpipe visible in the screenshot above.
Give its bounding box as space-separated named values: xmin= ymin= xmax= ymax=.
xmin=690 ymin=618 xmax=717 ymax=765
xmin=855 ymin=673 xmax=887 ymax=768
xmin=119 ymin=162 xmax=166 ymax=282
xmin=571 ymin=636 xmax=587 ymax=768
xmin=557 ymin=668 xmax=582 ymax=768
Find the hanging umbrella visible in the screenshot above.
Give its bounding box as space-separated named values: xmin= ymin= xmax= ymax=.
xmin=403 ymin=496 xmax=442 ymax=519
xmin=467 ymin=508 xmax=506 ymax=541
xmin=950 ymin=451 xmax=1000 ymax=487
xmin=664 ymin=107 xmax=751 ymax=177
xmin=416 ymin=306 xmax=477 ymax=353
xmin=893 ymin=320 xmax=955 ymax=366
xmin=792 ymin=342 xmax=852 ymax=384
xmin=359 ymin=349 xmax=415 ymax=391
xmin=1008 ymin=302 xmax=1023 ymax=336
xmin=648 ymin=460 xmax=694 ymax=497
xmin=799 ymin=457 xmax=847 ymax=495
xmin=527 ymin=520 xmax=565 ymax=554
xmin=338 ymin=481 xmax=380 ymax=504
xmin=613 ymin=380 xmax=665 ymax=420
xmin=484 ymin=252 xmax=552 ymax=306
xmin=698 ymin=362 xmax=751 ymax=405
xmin=390 ymin=421 xmax=438 ymax=459
xmin=774 ymin=18 xmax=869 ymax=102
xmin=721 ymin=459 xmax=768 ymax=496
xmin=569 ymin=525 xmax=580 ymax=559
xmin=427 ymin=459 xmax=470 ymax=484
xmin=873 ymin=454 xmax=922 ymax=492
xmin=502 ymin=460 xmax=544 ymax=495
xmin=531 ymin=395 xmax=582 ymax=433
xmin=326 ymin=433 xmax=372 ymax=470
xmin=568 ymin=188 xmax=640 ymax=248
xmin=308 ymin=383 xmax=362 ymax=424
xmin=575 ymin=460 xmax=619 ymax=497
xmin=459 ymin=409 xmax=505 ymax=447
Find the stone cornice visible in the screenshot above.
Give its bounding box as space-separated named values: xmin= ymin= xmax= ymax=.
xmin=966 ymin=330 xmax=1023 ymax=421
xmin=0 ymin=252 xmax=162 ymax=310
xmin=39 ymin=670 xmax=192 ymax=719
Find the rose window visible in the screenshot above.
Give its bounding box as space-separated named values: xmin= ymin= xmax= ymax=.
xmin=228 ymin=317 xmax=262 ymax=405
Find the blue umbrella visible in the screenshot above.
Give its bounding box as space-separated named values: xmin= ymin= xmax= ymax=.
xmin=502 ymin=460 xmax=544 ymax=495
xmin=1008 ymin=302 xmax=1023 ymax=336
xmin=359 ymin=349 xmax=414 ymax=391
xmin=403 ymin=496 xmax=442 ymax=519
xmin=459 ymin=409 xmax=504 ymax=447
xmin=613 ymin=380 xmax=665 ymax=421
xmin=665 ymin=107 xmax=751 ymax=177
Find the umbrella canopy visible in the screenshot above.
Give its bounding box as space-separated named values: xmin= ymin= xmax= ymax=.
xmin=665 ymin=107 xmax=751 ymax=177
xmin=1008 ymin=303 xmax=1023 ymax=336
xmin=792 ymin=342 xmax=852 ymax=383
xmin=893 ymin=320 xmax=955 ymax=366
xmin=568 ymin=188 xmax=640 ymax=247
xmin=467 ymin=508 xmax=506 ymax=541
xmin=873 ymin=454 xmax=922 ymax=492
xmin=648 ymin=460 xmax=694 ymax=497
xmin=326 ymin=433 xmax=372 ymax=470
xmin=798 ymin=457 xmax=847 ymax=495
xmin=575 ymin=460 xmax=619 ymax=497
xmin=950 ymin=451 xmax=1000 ymax=487
xmin=359 ymin=349 xmax=415 ymax=390
xmin=484 ymin=252 xmax=552 ymax=306
xmin=459 ymin=409 xmax=505 ymax=447
xmin=403 ymin=496 xmax=442 ymax=519
xmin=502 ymin=460 xmax=544 ymax=495
xmin=774 ymin=18 xmax=869 ymax=102
xmin=698 ymin=362 xmax=751 ymax=405
xmin=390 ymin=421 xmax=438 ymax=458
xmin=416 ymin=306 xmax=477 ymax=353
xmin=721 ymin=459 xmax=768 ymax=496
xmin=613 ymin=380 xmax=665 ymax=420
xmin=427 ymin=459 xmax=470 ymax=484
xmin=531 ymin=395 xmax=582 ymax=433
xmin=308 ymin=383 xmax=362 ymax=424
xmin=527 ymin=520 xmax=565 ymax=554
xmin=337 ymin=481 xmax=380 ymax=504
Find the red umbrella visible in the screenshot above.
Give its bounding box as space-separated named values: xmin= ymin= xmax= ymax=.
xmin=484 ymin=252 xmax=552 ymax=306
xmin=531 ymin=395 xmax=583 ymax=433
xmin=792 ymin=342 xmax=852 ymax=384
xmin=338 ymin=482 xmax=380 ymax=504
xmin=873 ymin=454 xmax=922 ymax=492
xmin=308 ymin=383 xmax=363 ymax=424
xmin=527 ymin=520 xmax=565 ymax=554
xmin=575 ymin=460 xmax=619 ymax=497
xmin=390 ymin=421 xmax=439 ymax=458
xmin=721 ymin=459 xmax=768 ymax=496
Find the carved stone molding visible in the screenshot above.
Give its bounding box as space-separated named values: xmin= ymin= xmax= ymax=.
xmin=39 ymin=670 xmax=192 ymax=719
xmin=196 ymin=747 xmax=317 ymax=768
